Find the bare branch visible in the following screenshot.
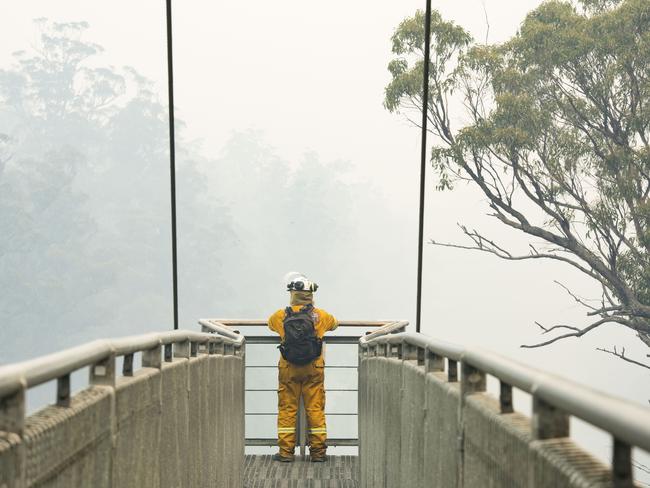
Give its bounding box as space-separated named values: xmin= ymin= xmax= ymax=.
xmin=429 ymin=222 xmax=603 ymax=284
xmin=553 ymin=280 xmax=602 ymax=312
xmin=596 ymin=346 xmax=650 ymax=371
xmin=633 ymin=458 xmax=650 ymax=477
xmin=521 ymin=316 xmax=630 ymax=348
xmin=534 ymin=321 xmax=581 ymax=334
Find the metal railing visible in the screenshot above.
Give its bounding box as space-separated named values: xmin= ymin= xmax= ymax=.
xmin=0 ymin=326 xmax=243 ymax=433
xmin=201 ymin=319 xmax=405 ymax=456
xmin=359 ymin=327 xmax=650 ymax=484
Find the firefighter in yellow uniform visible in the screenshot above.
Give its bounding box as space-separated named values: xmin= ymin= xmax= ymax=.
xmin=268 ymin=274 xmax=337 ymax=462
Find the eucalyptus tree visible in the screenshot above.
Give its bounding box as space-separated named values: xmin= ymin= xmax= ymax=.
xmin=385 ymin=0 xmax=650 ymax=366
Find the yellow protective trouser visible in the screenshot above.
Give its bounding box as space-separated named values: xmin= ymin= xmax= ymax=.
xmin=277 ymin=361 xmax=327 ymax=458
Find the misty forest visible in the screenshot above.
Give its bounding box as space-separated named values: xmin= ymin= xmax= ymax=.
xmin=0 ymin=19 xmax=410 ymax=365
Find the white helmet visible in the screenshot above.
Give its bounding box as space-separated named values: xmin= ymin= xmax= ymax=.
xmin=284 ymin=271 xmax=319 ymax=292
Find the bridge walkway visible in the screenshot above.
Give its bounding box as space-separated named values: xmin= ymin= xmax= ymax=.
xmin=3 ymin=320 xmax=650 ymax=487
xmin=244 ymin=455 xmax=358 ymax=488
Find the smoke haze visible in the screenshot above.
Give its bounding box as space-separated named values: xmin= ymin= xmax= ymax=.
xmin=1 ymin=0 xmax=648 ymax=473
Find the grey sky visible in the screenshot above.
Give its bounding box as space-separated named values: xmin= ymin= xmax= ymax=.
xmin=2 ymin=0 xmax=649 ymax=471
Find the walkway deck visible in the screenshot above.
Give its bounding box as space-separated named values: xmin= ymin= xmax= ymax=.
xmin=244 ymin=455 xmax=359 ymax=488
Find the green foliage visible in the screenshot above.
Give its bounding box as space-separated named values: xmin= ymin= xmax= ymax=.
xmin=385 ymin=1 xmax=650 ymax=346
xmin=384 ymin=10 xmax=471 ymax=114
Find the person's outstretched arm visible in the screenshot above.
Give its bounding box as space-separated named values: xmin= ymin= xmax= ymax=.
xmin=320 ymin=311 xmax=338 ymax=333
xmin=268 ymin=310 xmax=283 ymax=334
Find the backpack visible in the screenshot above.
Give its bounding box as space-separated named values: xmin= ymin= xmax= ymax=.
xmin=278 ymin=304 xmax=323 ymax=365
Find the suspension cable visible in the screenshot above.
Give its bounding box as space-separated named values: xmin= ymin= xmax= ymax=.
xmin=416 ymin=0 xmax=433 ymax=333
xmin=166 ymin=0 xmax=179 ymax=330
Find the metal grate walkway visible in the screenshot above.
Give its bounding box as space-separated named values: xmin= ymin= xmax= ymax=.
xmin=244 ymin=455 xmax=359 ymax=488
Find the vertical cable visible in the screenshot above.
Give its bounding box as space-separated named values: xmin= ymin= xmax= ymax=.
xmin=416 ymin=0 xmax=432 ymax=333
xmin=166 ymin=0 xmax=179 ymax=330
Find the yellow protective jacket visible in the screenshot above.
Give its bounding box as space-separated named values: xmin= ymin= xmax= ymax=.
xmin=268 ymin=305 xmax=337 ymax=458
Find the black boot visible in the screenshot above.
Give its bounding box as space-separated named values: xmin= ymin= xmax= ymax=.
xmin=272 ymin=453 xmax=294 ymax=463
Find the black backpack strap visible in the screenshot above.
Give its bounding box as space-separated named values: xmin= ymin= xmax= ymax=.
xmin=285 ymin=306 xmax=293 ymax=317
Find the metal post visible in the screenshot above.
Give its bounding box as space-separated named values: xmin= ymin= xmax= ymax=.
xmin=122 ymin=353 xmax=134 ymax=376
xmin=612 ymin=438 xmax=634 ymax=487
xmin=425 ymin=350 xmax=444 ymax=373
xmin=164 ymin=343 xmax=173 ymax=362
xmin=461 ymin=362 xmax=486 ymax=395
xmin=56 ymin=374 xmax=71 ymax=407
xmin=143 ymin=344 xmax=162 ymax=368
xmin=90 ymin=356 xmax=116 ymax=388
xmin=165 ymin=0 xmax=179 ymax=330
xmin=448 ymin=359 xmax=458 ymax=382
xmin=416 ymin=0 xmax=433 ymax=333
xmin=0 ymin=386 xmax=26 ymax=436
xmin=174 ymin=340 xmax=191 ymax=359
xmin=532 ymin=396 xmax=569 ymax=440
xmin=499 ymin=381 xmax=514 ymax=414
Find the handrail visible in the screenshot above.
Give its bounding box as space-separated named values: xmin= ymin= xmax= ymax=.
xmin=360 ymin=329 xmax=650 ymax=453
xmin=201 ymin=319 xmax=392 ymax=328
xmin=198 ymin=319 xmax=247 ymax=342
xmin=245 ymin=336 xmax=360 ymax=345
xmin=361 ymin=330 xmax=463 ymax=360
xmin=0 ymin=329 xmax=242 ymax=398
xmin=359 ymin=320 xmax=409 ymax=341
